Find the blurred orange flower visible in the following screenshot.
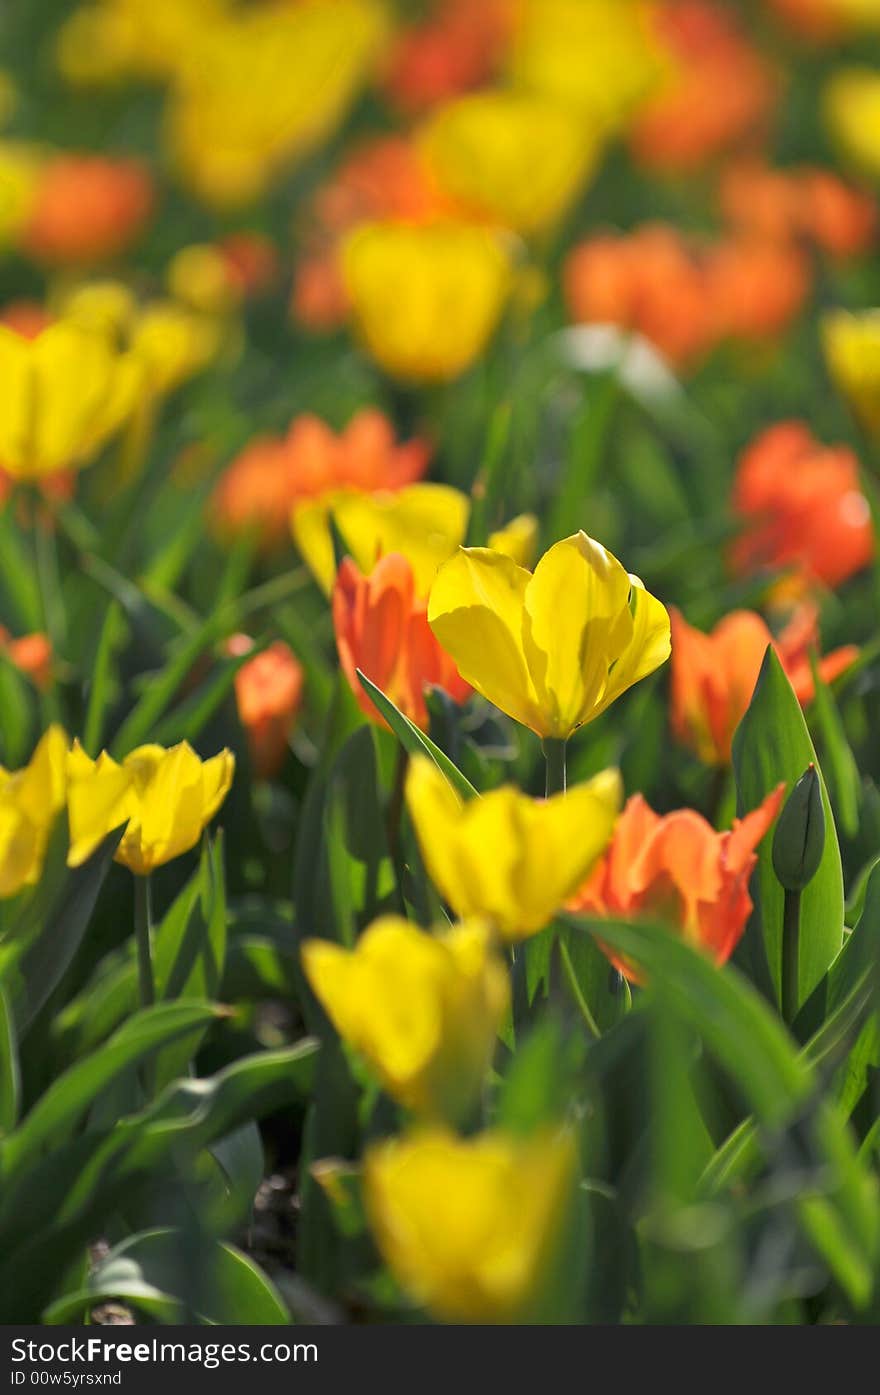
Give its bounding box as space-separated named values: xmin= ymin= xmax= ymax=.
xmin=333 ymin=553 xmax=470 ymax=730
xmin=768 ymin=0 xmax=849 ymax=41
xmin=212 ymin=408 xmax=430 ymax=548
xmin=381 ymin=0 xmax=513 ymax=116
xmin=670 ymin=605 xmax=859 ymax=765
xmin=229 ymin=635 xmax=304 ymax=779
xmin=631 ymin=1 xmax=776 ymax=172
xmin=707 ymin=238 xmax=811 ymax=344
xmin=719 ymin=161 xmax=876 ymax=259
xmin=569 ymin=786 xmax=785 ymax=980
xmin=563 ymin=225 xmax=714 ymax=369
xmin=732 ymin=421 xmax=873 ymax=588
xmin=0 ymin=627 xmax=52 ymax=689
xmin=0 ymin=300 xmax=54 ymax=339
xmin=21 ymin=155 xmax=154 ymax=265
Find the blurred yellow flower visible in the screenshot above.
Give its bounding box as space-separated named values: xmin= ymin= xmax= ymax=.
xmin=292 ymin=483 xmax=469 ymax=596
xmin=0 ymin=143 xmax=42 ymax=248
xmin=67 ymin=740 xmax=234 ymax=876
xmin=428 ymin=532 xmax=670 ymax=741
xmin=825 ymin=68 xmax=880 ymax=180
xmin=0 ymin=727 xmax=68 ymax=899
xmin=507 ymin=0 xmax=662 ymax=132
xmin=165 ymin=0 xmax=387 ymax=207
xmin=342 ymin=220 xmax=512 ymax=382
xmin=56 ymin=0 xmax=231 ymax=85
xmin=364 ymin=1125 xmax=577 ymax=1323
xmin=488 ymin=513 xmax=538 ymax=570
xmin=58 ymin=279 xmax=138 ymax=337
xmin=0 ymin=320 xmax=141 ymax=480
xmin=167 ymin=243 xmax=239 ymax=315
xmin=823 ymin=309 xmax=880 ymax=435
xmin=129 ymin=300 xmax=223 ymax=395
xmin=301 ymin=917 xmax=508 ymax=1122
xmin=419 ymin=90 xmax=600 ymax=236
xmin=406 ymin=756 xmax=621 ymax=942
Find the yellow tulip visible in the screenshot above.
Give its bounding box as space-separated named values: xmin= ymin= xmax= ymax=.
xmin=825 ymin=68 xmax=880 ymax=181
xmin=0 ymin=142 xmax=40 ymax=247
xmin=822 ymin=309 xmax=880 ymax=436
xmin=507 ymin=0 xmax=662 ymax=132
xmin=129 ymin=300 xmax=223 ymax=395
xmin=56 ymin=0 xmax=232 ymax=85
xmin=406 ymin=756 xmax=621 ymax=942
xmin=489 ymin=513 xmax=539 ymax=570
xmin=167 ymin=243 xmax=239 ymax=315
xmin=58 ymin=279 xmax=138 ymax=338
xmin=165 ymin=0 xmax=386 ymax=207
xmin=363 ymin=1125 xmax=576 ymax=1323
xmin=0 ymin=727 xmax=68 ymax=899
xmin=67 ymin=740 xmax=234 ymax=876
xmin=419 ymin=90 xmax=600 ymax=237
xmin=301 ymin=917 xmax=508 ymax=1121
xmin=342 ymin=220 xmax=512 ymax=383
xmin=0 ymin=319 xmax=141 ymax=481
xmin=427 ymin=532 xmax=670 ymax=741
xmin=292 ymin=483 xmax=469 ymax=596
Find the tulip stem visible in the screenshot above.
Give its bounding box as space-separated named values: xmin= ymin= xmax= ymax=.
xmin=781 ymin=888 xmax=801 ymax=1025
xmin=543 ymin=738 xmax=567 ymax=797
xmin=559 ymin=939 xmax=600 ymax=1041
xmin=135 ymin=874 xmax=155 ymax=1010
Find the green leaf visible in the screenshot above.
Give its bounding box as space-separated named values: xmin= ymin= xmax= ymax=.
xmin=82 ymin=600 xmax=126 ymax=755
xmin=2 ymin=1002 xmax=221 ymax=1178
xmin=808 ymin=652 xmax=860 ymax=840
xmin=732 ymin=647 xmax=844 ymax=1012
xmin=547 ymin=374 xmax=618 ymax=546
xmin=0 ymin=654 xmax=33 ymax=769
xmin=356 ymin=669 xmax=478 ymax=800
xmin=0 ymin=984 xmax=19 ymax=1136
xmin=44 ymin=1229 xmax=289 ymax=1325
xmin=466 ymin=400 xmax=512 ymax=545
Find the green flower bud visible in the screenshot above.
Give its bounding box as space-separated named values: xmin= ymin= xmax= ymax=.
xmin=772 ymin=765 xmax=825 ymax=892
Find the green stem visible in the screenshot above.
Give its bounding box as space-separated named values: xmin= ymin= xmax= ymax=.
xmin=558 ymin=939 xmax=600 ymax=1041
xmin=543 ymin=737 xmax=567 ymax=797
xmin=782 ymin=888 xmax=801 ymax=1025
xmin=135 ymin=874 xmax=155 ymax=1009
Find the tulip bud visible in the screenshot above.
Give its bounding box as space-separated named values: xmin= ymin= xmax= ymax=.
xmin=772 ymin=765 xmax=825 ymax=892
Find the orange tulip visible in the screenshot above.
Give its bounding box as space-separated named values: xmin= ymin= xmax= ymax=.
xmin=212 ymin=408 xmax=430 ymax=548
xmin=333 ymin=552 xmax=470 ymax=730
xmin=631 ymin=1 xmax=776 ymax=172
xmin=229 ymin=636 xmax=304 ymax=779
xmin=707 ymin=238 xmax=811 ymax=344
xmin=0 ymin=627 xmax=52 ymax=689
xmin=670 ymin=605 xmax=859 ymax=765
xmin=381 ymin=0 xmax=512 ymax=116
xmin=569 ymin=785 xmax=785 ymax=980
xmin=563 ymin=225 xmax=715 ymax=370
xmin=21 ymin=155 xmax=154 ymax=265
xmin=719 ymin=161 xmax=876 ymax=259
xmin=732 ymin=421 xmax=873 ymax=589
xmin=768 ymin=0 xmax=849 ymax=41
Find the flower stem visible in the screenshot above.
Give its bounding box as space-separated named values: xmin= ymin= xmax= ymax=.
xmin=781 ymin=887 xmax=801 ymax=1025
xmin=135 ymin=874 xmax=155 ymax=1009
xmin=543 ymin=737 xmax=567 ymax=797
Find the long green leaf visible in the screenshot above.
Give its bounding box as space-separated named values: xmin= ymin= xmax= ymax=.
xmin=356 ymin=669 xmax=477 ymax=799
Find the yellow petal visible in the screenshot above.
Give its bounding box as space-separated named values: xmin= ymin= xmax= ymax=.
xmin=428 ymin=547 xmax=541 ymax=732
xmin=66 ymin=742 xmax=132 ymax=868
xmin=592 ymin=575 xmax=671 ymax=719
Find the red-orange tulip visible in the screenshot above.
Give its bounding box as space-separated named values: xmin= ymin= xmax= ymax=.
xmin=0 ymin=627 xmax=52 ymax=689
xmin=732 ymin=422 xmax=873 ymax=589
xmin=670 ymin=605 xmax=859 ymax=765
xmin=719 ymin=161 xmax=876 ymax=260
xmin=569 ymin=785 xmax=785 ymax=979
xmin=707 ymin=238 xmax=811 ymax=344
xmin=230 ymin=636 xmax=304 ymax=779
xmin=631 ymin=1 xmax=776 ymax=172
xmin=333 ymin=553 xmax=470 ymax=730
xmin=21 ymin=155 xmax=154 ymax=265
xmin=381 ymin=0 xmax=512 ymax=116
xmin=212 ymin=408 xmax=430 ymax=548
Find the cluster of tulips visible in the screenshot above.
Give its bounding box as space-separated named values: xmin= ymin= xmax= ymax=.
xmin=1 ymin=0 xmax=880 ymax=1329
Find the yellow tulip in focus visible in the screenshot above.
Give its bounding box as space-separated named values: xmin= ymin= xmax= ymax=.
xmin=301 ymin=917 xmax=508 ymax=1122
xmin=508 ymin=0 xmax=662 ymax=132
xmin=823 ymin=309 xmax=880 ymax=435
xmin=165 ymin=0 xmax=386 ymax=207
xmin=0 ymin=727 xmax=68 ymax=899
xmin=292 ymin=483 xmax=469 ymax=596
xmin=428 ymin=532 xmax=670 ymax=741
xmin=67 ymin=740 xmax=234 ymax=876
xmin=342 ymin=220 xmax=512 ymax=383
xmin=825 ymin=69 xmax=880 ymax=180
xmin=406 ymin=757 xmax=621 ymax=942
xmin=363 ymin=1125 xmax=577 ymax=1323
xmin=419 ymin=90 xmax=600 ymax=237
xmin=0 ymin=321 xmax=141 ymax=480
